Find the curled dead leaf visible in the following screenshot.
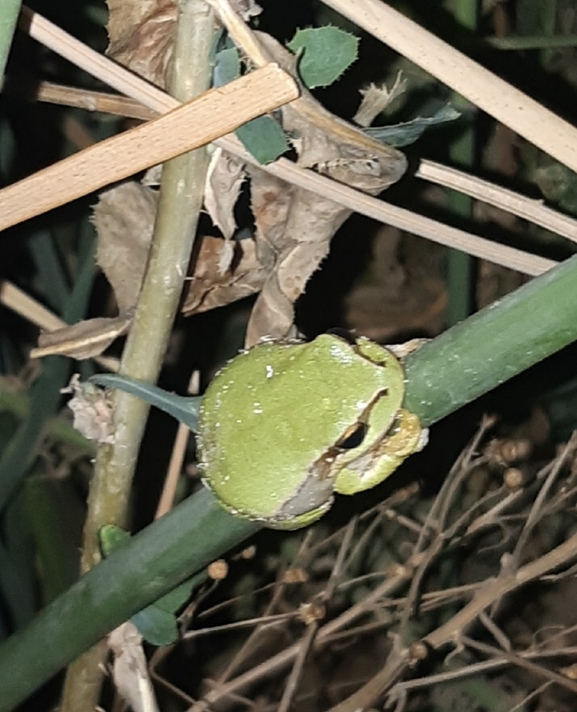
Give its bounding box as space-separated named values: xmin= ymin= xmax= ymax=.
xmin=93 ymin=182 xmax=157 ymax=313
xmin=109 ymin=621 xmax=159 ymax=712
xmin=205 ymin=147 xmax=246 ymax=241
xmin=182 ymin=235 xmax=266 ymax=314
xmin=62 ymin=374 xmax=116 ymax=444
xmin=232 ymin=0 xmax=262 ymax=21
xmin=106 ymin=0 xmax=176 ymax=88
xmin=31 ymin=315 xmax=132 ymax=360
xmin=244 ymin=33 xmax=407 ymax=344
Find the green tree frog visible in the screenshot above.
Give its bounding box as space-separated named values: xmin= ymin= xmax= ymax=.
xmin=198 ymin=333 xmax=425 ymax=529
xmin=90 ymin=333 xmax=426 ymax=530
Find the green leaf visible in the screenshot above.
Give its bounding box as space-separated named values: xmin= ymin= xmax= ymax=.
xmin=213 ymin=45 xmax=288 ymax=163
xmin=364 ymin=105 xmax=461 ymax=147
xmin=154 ymin=577 xmax=197 ymax=613
xmin=130 ymin=606 xmax=178 ymax=646
xmin=287 ymin=26 xmax=359 ymax=88
xmin=213 ymin=46 xmax=240 ymax=87
xmin=99 ymin=524 xmax=130 ymax=557
xmin=99 ymin=526 xmax=200 ymax=644
xmin=235 ymin=115 xmax=289 ymax=164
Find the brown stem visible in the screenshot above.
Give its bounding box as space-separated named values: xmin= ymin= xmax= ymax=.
xmin=59 ymin=2 xmax=216 ymax=710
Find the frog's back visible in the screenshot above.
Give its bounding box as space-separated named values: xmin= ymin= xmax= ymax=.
xmin=197 ymin=335 xmax=403 ymax=523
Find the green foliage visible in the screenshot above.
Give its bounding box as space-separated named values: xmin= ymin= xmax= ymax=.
xmin=287 ymin=26 xmax=359 ymax=88
xmin=99 ymin=524 xmax=130 ymax=556
xmin=213 ymin=46 xmax=241 ymax=89
xmin=364 ymin=104 xmax=461 ymax=147
xmin=0 ymin=0 xmax=21 ymax=78
xmin=235 ymin=115 xmax=289 ymax=164
xmin=214 ymin=45 xmax=288 ymax=163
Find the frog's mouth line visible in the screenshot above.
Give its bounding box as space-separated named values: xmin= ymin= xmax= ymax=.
xmin=274 ymin=468 xmax=334 ymax=521
xmin=273 ymin=407 xmax=406 ymax=523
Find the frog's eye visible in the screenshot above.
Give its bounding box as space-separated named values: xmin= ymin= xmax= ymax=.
xmin=336 ymin=422 xmax=368 ymax=450
xmin=325 ymin=327 xmax=358 ymax=346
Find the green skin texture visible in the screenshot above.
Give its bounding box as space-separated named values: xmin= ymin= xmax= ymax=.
xmin=198 ymin=334 xmax=423 ymax=529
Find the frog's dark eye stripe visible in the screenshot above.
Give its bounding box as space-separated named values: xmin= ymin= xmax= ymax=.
xmin=336 ymin=422 xmax=368 ymax=450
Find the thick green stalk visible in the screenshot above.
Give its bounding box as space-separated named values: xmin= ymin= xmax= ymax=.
xmin=59 ymin=2 xmax=216 ymax=710
xmin=3 ymin=253 xmax=577 ymax=710
xmin=0 ymin=0 xmax=20 ymax=80
xmin=403 ymin=253 xmax=577 ymax=424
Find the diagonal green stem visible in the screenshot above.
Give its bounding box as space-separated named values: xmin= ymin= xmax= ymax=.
xmin=3 ymin=251 xmax=577 ymax=710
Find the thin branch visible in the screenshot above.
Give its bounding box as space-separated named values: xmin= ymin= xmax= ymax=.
xmin=464 ymin=637 xmax=577 ymax=696
xmin=327 ymin=525 xmax=577 ymax=712
xmin=16 ymin=81 xmax=577 ymax=247
xmin=60 ymin=2 xmax=218 ymax=709
xmin=416 ymin=160 xmax=577 ymax=245
xmin=510 ymin=434 xmax=577 ymax=569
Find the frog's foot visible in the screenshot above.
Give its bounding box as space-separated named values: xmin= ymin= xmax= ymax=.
xmin=387 ymin=338 xmax=430 ymax=360
xmin=416 ymin=427 xmax=429 ymax=452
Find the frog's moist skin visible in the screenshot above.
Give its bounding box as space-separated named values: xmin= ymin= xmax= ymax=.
xmin=197 ymin=333 xmax=425 ymax=530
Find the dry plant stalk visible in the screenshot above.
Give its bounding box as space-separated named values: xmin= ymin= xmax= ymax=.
xmin=12 ymin=77 xmax=577 ymax=249
xmin=320 ymin=0 xmax=577 ymax=175
xmin=19 ymin=6 xmax=566 ymax=283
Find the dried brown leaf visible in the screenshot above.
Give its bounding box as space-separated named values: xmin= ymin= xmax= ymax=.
xmin=32 ymin=315 xmax=132 ymax=360
xmin=353 ymin=72 xmax=407 ymax=127
xmin=93 ymin=181 xmax=157 ymax=313
xmin=182 ymin=235 xmax=266 ymax=314
xmin=344 ymin=227 xmax=447 ymax=341
xmin=62 ymin=374 xmax=116 ymax=444
xmin=205 ymin=147 xmax=246 ymax=241
xmin=232 ymin=0 xmax=262 ymax=21
xmin=245 ymin=33 xmax=407 ymax=344
xmin=106 ymin=0 xmax=176 ymax=87
xmin=109 ymin=622 xmax=159 ymax=712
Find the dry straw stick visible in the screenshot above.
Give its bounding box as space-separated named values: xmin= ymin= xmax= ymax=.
xmin=18 ymin=6 xmax=173 ymax=116
xmin=320 ymin=0 xmax=577 ymax=174
xmin=17 ymin=7 xmax=570 ymax=275
xmin=0 ymin=63 xmax=298 ymax=231
xmin=20 ymin=80 xmax=577 ymax=248
xmin=416 ymin=160 xmax=577 ymax=243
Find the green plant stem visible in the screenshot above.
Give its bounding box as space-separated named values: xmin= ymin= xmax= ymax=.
xmin=488 ymin=34 xmax=577 ymax=50
xmin=403 ymin=253 xmax=577 ymax=424
xmin=0 ymin=0 xmax=20 ymax=80
xmin=59 ymin=2 xmax=216 ymax=710
xmin=4 ymin=252 xmax=577 ymax=710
